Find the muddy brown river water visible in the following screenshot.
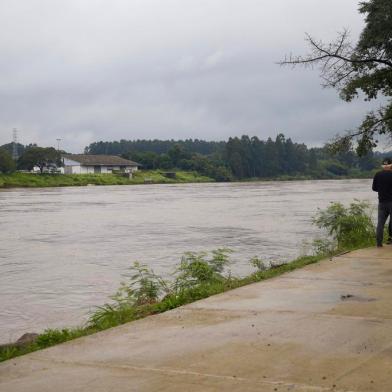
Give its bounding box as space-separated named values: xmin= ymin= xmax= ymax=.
xmin=0 ymin=179 xmax=375 ymax=343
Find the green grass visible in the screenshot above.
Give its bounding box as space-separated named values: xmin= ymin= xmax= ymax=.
xmin=0 ymin=171 xmax=213 ymax=189
xmin=0 ymin=169 xmax=375 ymax=189
xmin=0 ymin=253 xmax=324 ymax=363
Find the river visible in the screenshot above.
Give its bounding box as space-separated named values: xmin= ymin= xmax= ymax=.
xmin=0 ymin=179 xmax=375 ymax=343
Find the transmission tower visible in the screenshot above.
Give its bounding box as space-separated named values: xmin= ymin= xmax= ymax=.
xmin=12 ymin=128 xmax=18 ymax=161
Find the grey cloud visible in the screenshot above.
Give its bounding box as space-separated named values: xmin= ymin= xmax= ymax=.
xmin=0 ymin=0 xmax=378 ymax=152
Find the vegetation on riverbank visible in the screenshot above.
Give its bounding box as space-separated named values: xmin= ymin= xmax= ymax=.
xmin=0 ymin=253 xmax=324 ymax=362
xmin=0 ymin=171 xmax=212 ymax=189
xmin=84 ymin=135 xmax=383 ymax=181
xmin=0 ymin=169 xmax=377 ymax=190
xmin=0 ymin=200 xmax=377 ymax=362
xmin=1 ymin=134 xmax=384 ymax=182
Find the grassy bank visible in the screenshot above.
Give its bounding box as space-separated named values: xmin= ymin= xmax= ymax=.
xmin=0 ymin=171 xmax=213 ymax=188
xmin=238 ymin=170 xmax=376 ymax=182
xmin=0 ymin=200 xmax=376 ymax=362
xmin=0 ymin=253 xmax=324 ymax=362
xmin=0 ymin=169 xmax=376 ymax=189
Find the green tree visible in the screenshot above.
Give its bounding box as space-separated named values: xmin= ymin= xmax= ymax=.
xmin=122 ymin=151 xmax=158 ymax=170
xmin=0 ymin=149 xmax=16 ymax=173
xmin=167 ymin=144 xmax=190 ymax=167
xmin=262 ymin=137 xmax=280 ymax=177
xmin=281 ymin=0 xmax=392 ymax=155
xmin=0 ymin=142 xmax=25 ymax=157
xmin=18 ymin=147 xmax=61 ymax=173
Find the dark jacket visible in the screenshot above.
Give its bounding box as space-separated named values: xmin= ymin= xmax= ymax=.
xmin=372 ymin=170 xmax=392 ymax=202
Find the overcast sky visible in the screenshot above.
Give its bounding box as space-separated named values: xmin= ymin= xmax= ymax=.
xmin=0 ymin=0 xmax=380 ymax=153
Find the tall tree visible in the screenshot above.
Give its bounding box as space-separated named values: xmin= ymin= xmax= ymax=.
xmin=0 ymin=142 xmax=25 ymax=158
xmin=0 ymin=149 xmax=16 ymax=173
xmin=18 ymin=147 xmax=61 ymax=173
xmin=280 ymin=0 xmax=392 ymax=155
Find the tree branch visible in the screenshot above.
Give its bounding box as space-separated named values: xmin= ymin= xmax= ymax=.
xmin=279 ymin=31 xmax=392 ymax=68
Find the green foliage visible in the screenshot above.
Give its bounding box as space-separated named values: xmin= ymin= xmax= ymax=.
xmin=85 ymin=249 xmax=325 ymax=335
xmin=224 ymin=134 xmax=378 ymax=180
xmin=113 ymin=262 xmax=171 ymax=306
xmin=313 ymin=200 xmax=376 ymax=250
xmin=0 ymin=346 xmax=18 ymax=361
xmin=35 ymin=328 xmax=72 ymax=346
xmin=322 ymin=161 xmax=349 ymax=176
xmin=94 ymin=134 xmax=380 ymax=181
xmin=0 ymin=142 xmax=26 ymax=157
xmin=174 ymin=249 xmax=232 ymax=290
xmin=0 ymin=248 xmax=329 ymax=363
xmin=0 ymin=149 xmax=16 ymax=173
xmin=17 ymin=146 xmax=61 ymax=173
xmin=0 ymin=171 xmax=212 ymax=189
xmin=86 ymin=139 xmax=225 ymax=156
xmin=88 ymin=303 xmax=137 ymax=330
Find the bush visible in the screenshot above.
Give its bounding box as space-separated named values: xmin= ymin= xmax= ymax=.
xmin=174 ymin=249 xmax=232 ymax=290
xmin=112 ymin=262 xmax=171 ymax=306
xmin=313 ymin=200 xmax=375 ymax=250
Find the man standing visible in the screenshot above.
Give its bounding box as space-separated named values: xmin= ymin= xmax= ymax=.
xmin=372 ymin=158 xmax=392 ymax=247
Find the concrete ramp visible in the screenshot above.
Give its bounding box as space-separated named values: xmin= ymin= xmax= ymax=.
xmin=1 ymin=247 xmax=392 ymax=391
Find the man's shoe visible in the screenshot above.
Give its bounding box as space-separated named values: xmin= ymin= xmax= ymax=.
xmin=377 ymin=244 xmax=383 ymax=248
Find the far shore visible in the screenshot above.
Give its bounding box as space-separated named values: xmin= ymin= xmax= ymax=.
xmin=0 ymin=170 xmax=374 ymax=189
xmin=0 ymin=170 xmax=213 ymax=189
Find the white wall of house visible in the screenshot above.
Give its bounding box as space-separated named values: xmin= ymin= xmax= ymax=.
xmin=81 ymin=166 xmax=95 ymax=174
xmin=63 ymin=158 xmax=138 ymax=174
xmin=63 ymin=158 xmax=81 ymax=174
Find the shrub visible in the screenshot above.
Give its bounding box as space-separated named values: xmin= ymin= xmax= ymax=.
xmin=174 ymin=249 xmax=232 ymax=291
xmin=313 ymin=200 xmax=375 ymax=250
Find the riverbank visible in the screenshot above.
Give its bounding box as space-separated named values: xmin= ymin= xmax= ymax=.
xmin=2 ymin=246 xmax=390 ymax=392
xmin=0 ymin=252 xmax=325 ymax=362
xmin=0 ymin=188 xmax=373 ymax=362
xmin=0 ymin=170 xmax=374 ymax=189
xmin=0 ymin=171 xmax=213 ymax=188
xmin=0 ymin=191 xmax=377 ymax=371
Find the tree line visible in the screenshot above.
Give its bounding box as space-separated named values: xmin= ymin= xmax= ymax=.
xmin=0 ymin=134 xmax=382 ymax=179
xmin=85 ymin=139 xmax=225 ymax=156
xmin=87 ymin=134 xmax=380 ymax=181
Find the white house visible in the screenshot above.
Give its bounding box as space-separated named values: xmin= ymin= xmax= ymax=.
xmin=62 ymin=154 xmax=140 ymax=174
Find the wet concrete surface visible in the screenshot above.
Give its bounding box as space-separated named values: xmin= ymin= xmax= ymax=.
xmin=1 ymin=247 xmax=392 ymax=391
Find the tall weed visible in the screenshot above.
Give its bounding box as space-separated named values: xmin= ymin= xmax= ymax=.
xmin=313 ymin=200 xmax=375 ymax=250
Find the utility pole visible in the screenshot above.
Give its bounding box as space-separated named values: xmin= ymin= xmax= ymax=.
xmin=56 ymin=138 xmax=61 ymax=151
xmin=12 ymin=128 xmax=18 ymax=161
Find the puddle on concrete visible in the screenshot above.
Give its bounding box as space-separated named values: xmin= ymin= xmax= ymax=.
xmin=340 ymin=294 xmax=377 ymax=302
